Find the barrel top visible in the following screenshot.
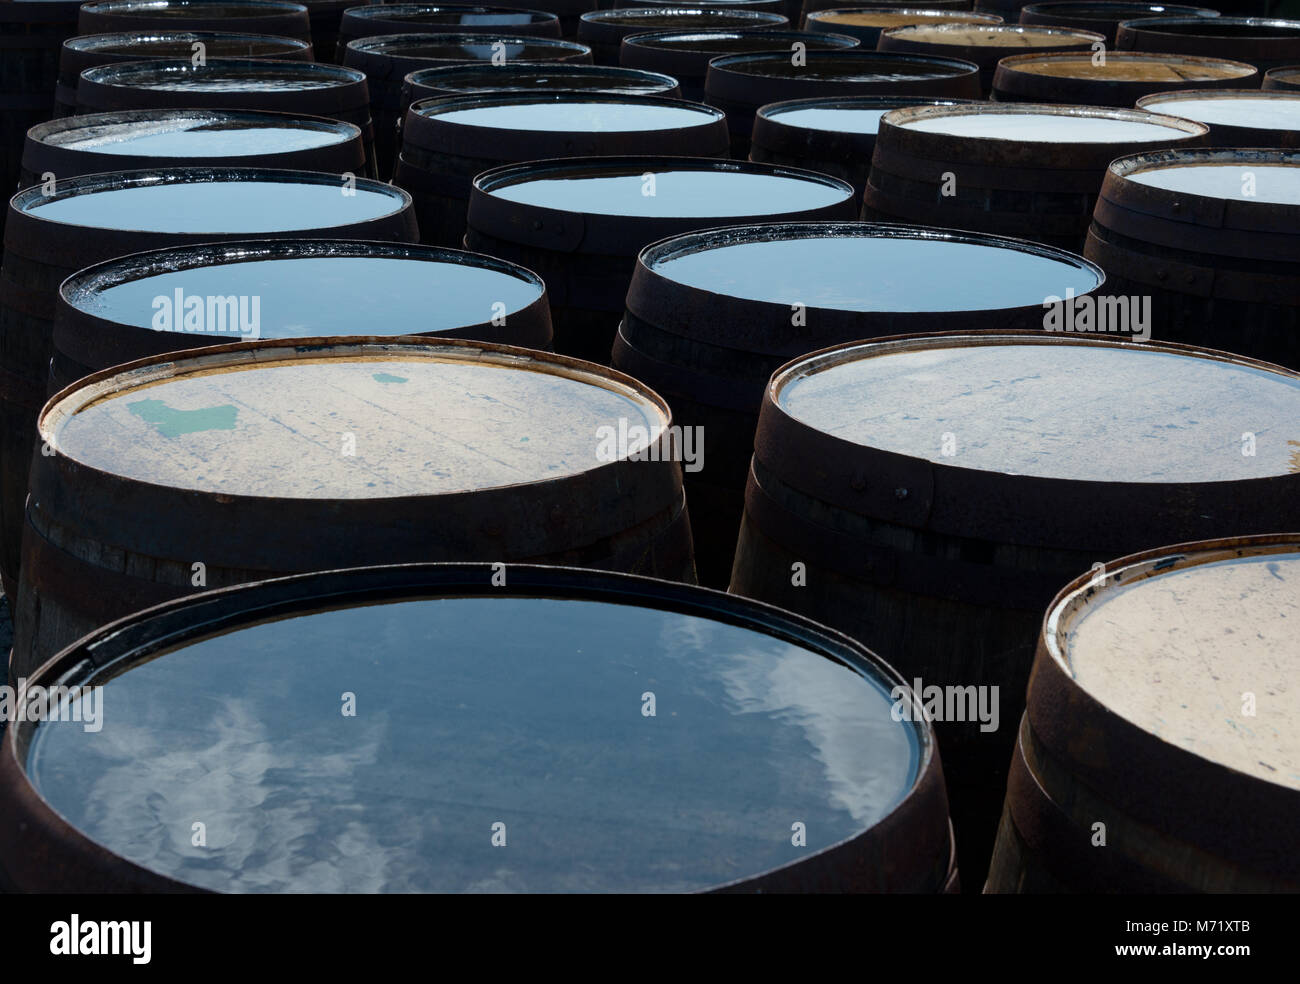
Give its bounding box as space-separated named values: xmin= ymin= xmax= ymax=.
xmin=1023 ymin=1 xmax=1219 ymax=14
xmin=31 ymin=109 xmax=358 ymax=157
xmin=758 ymin=94 xmax=974 ymax=134
xmin=1120 ymin=151 xmax=1300 ymax=206
xmin=82 ymin=57 xmax=365 ymax=90
xmin=81 ymin=0 xmax=309 ymax=13
xmin=22 ymin=565 xmax=924 ymax=892
xmin=416 ymin=91 xmax=724 ymax=131
xmin=65 ymin=29 xmax=311 ymax=53
xmin=1136 ymin=89 xmax=1300 ymax=129
xmin=642 ymin=222 xmax=1101 ymax=312
xmin=1120 ymin=14 xmax=1300 ymax=38
xmin=622 ymin=28 xmax=857 ymax=51
xmin=406 ymin=61 xmax=679 ymax=93
xmin=807 ymin=9 xmax=1002 ymax=28
xmin=708 ymin=48 xmax=979 ymax=79
xmin=476 ymin=158 xmax=852 ymax=216
xmin=46 ymin=341 xmax=668 ymax=498
xmin=64 ymin=241 xmax=545 ymax=336
xmin=347 ymin=3 xmax=557 ymax=20
xmin=882 ymin=23 xmax=1101 ymax=44
xmin=1050 ymin=539 xmax=1300 ymax=790
xmin=581 ymin=7 xmax=787 ymax=27
xmin=346 ymin=31 xmax=586 ymax=55
xmin=889 ymin=101 xmax=1202 ymax=141
xmin=997 ymin=49 xmax=1256 ymax=80
xmin=773 ymin=335 xmax=1300 ymax=482
xmin=15 ymin=169 xmax=407 ymax=234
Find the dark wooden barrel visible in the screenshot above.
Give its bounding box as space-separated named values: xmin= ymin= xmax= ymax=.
xmin=0 ymin=0 xmax=81 ymax=198
xmin=878 ymin=23 xmax=1103 ymax=95
xmin=1018 ymin=1 xmax=1220 ymax=45
xmin=336 ymin=3 xmax=563 ymax=62
xmin=986 ymin=534 xmax=1300 ymax=893
xmin=579 ymin=7 xmax=788 ymax=64
xmin=465 ymin=157 xmax=855 ymax=362
xmin=804 ymin=0 xmax=973 ymax=18
xmin=704 ymin=49 xmax=982 ymax=156
xmin=1117 ymin=15 xmax=1300 ymax=70
xmin=863 ymin=102 xmax=1207 ymax=251
xmin=343 ymin=32 xmax=592 ymax=177
xmin=74 ymin=58 xmax=379 ymax=175
xmin=1264 ymin=64 xmax=1300 ymax=87
xmin=20 ymin=108 xmax=366 ymax=189
xmin=394 ymin=91 xmax=728 ymax=246
xmin=620 ymin=29 xmax=859 ymax=101
xmin=1136 ymin=88 xmax=1300 ymax=146
xmin=728 ymin=331 xmax=1300 ymax=888
xmin=77 ymin=0 xmax=314 ymax=44
xmin=0 ymin=167 xmax=417 ymax=605
xmin=50 ymin=239 xmax=552 ymax=391
xmin=10 ymin=335 xmax=698 ymax=673
xmin=803 ymin=7 xmax=1002 ymax=46
xmin=1084 ymin=147 xmax=1299 ymax=370
xmin=0 ymin=561 xmax=955 ymax=893
xmin=991 ymin=50 xmax=1258 ymax=103
xmin=749 ymin=94 xmax=978 ymax=197
xmin=612 ymin=221 xmax=1104 ymax=587
xmin=55 ymin=30 xmax=313 ymax=118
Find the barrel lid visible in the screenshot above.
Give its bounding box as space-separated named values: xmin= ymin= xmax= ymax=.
xmin=885 ymin=101 xmax=1205 ymax=142
xmin=474 ymin=156 xmax=854 ymax=217
xmin=64 ymin=29 xmax=312 ymax=54
xmin=1021 ymin=1 xmax=1219 ymax=16
xmin=12 ymin=562 xmax=931 ymax=893
xmin=1047 ymin=536 xmax=1300 ymax=791
xmin=622 ymin=29 xmax=856 ymax=53
xmin=579 ymin=6 xmax=788 ymax=30
xmin=995 ymin=49 xmax=1257 ymax=81
xmin=43 ymin=338 xmax=669 ymax=498
xmin=81 ymin=56 xmax=365 ymax=90
xmin=413 ymin=90 xmax=725 ymax=133
xmin=28 ymin=108 xmax=359 ymax=157
xmin=631 ymin=0 xmax=780 ymax=6
xmin=1111 ymin=147 xmax=1300 ymax=207
xmin=640 ymin=221 xmax=1101 ymax=313
xmin=60 ymin=240 xmax=547 ymax=338
xmin=80 ymin=0 xmax=309 ymax=13
xmin=1136 ymin=88 xmax=1300 ymax=131
xmin=1266 ymin=65 xmax=1300 ymax=86
xmin=755 ymin=93 xmax=977 ymax=136
xmin=11 ymin=167 xmax=409 ymax=234
xmin=405 ymin=60 xmax=680 ymax=95
xmin=769 ymin=333 xmax=1300 ymax=483
xmin=805 ymin=8 xmax=1003 ymax=28
xmin=1119 ymin=14 xmax=1300 ymax=39
xmin=881 ymin=23 xmax=1102 ymax=46
xmin=344 ymin=31 xmax=588 ymax=60
xmin=344 ymin=2 xmax=559 ymax=23
xmin=706 ymin=47 xmax=980 ymax=81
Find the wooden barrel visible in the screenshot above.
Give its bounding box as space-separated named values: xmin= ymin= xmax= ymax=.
xmin=0 ymin=561 xmax=955 ymax=893
xmin=402 ymin=59 xmax=681 ymax=102
xmin=728 ymin=331 xmax=1300 ymax=887
xmin=77 ymin=0 xmax=314 ymax=44
xmin=986 ymin=533 xmax=1300 ymax=893
xmin=10 ymin=335 xmax=698 ymax=674
xmin=75 ymin=58 xmax=379 ymax=175
xmin=50 ymin=239 xmax=552 ymax=390
xmin=612 ymin=221 xmax=1104 ymax=587
xmin=805 ymin=0 xmax=973 ymax=18
xmin=478 ymin=0 xmax=599 ymax=38
xmin=749 ymin=94 xmax=978 ymax=197
xmin=863 ymin=102 xmax=1207 ymax=251
xmin=1084 ymin=147 xmax=1299 ymax=369
xmin=343 ymin=32 xmax=592 ymax=178
xmin=1264 ymin=63 xmax=1300 ymax=88
xmin=55 ymin=30 xmax=313 ymax=118
xmin=704 ymin=49 xmax=982 ymax=156
xmin=803 ymin=7 xmax=1002 ymax=46
xmin=0 ymin=167 xmax=417 ymax=606
xmin=1018 ymin=1 xmax=1220 ymax=45
xmin=465 ymin=157 xmax=855 ymax=362
xmin=0 ymin=0 xmax=81 ymax=199
xmin=579 ymin=8 xmax=788 ymax=64
xmin=335 ymin=3 xmax=563 ymax=62
xmin=878 ymin=23 xmax=1104 ymax=95
xmin=1136 ymin=88 xmax=1300 ymax=146
xmin=991 ymin=50 xmax=1258 ymax=104
xmin=620 ymin=28 xmax=859 ymax=101
xmin=394 ymin=91 xmax=729 ymax=247
xmin=20 ymin=108 xmax=366 ymax=189
xmin=1117 ymin=15 xmax=1300 ymax=71
xmin=620 ymin=0 xmax=787 ymax=14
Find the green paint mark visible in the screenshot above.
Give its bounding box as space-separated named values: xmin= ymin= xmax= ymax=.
xmin=128 ymin=398 xmax=238 ymax=438
xmin=373 ymin=372 xmax=408 ymax=384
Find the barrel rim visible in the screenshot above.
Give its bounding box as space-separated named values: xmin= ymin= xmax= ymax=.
xmin=879 ymin=99 xmax=1210 ymax=141
xmin=63 ymin=28 xmax=314 ymax=53
xmin=403 ymin=59 xmax=680 ymax=91
xmin=621 ymin=27 xmax=857 ymax=48
xmin=805 ymin=6 xmax=1005 ymax=24
xmin=79 ymin=0 xmax=311 ymax=13
xmin=344 ymin=2 xmax=559 ymax=18
xmin=579 ymin=5 xmax=788 ymax=24
xmin=705 ymin=46 xmax=982 ymax=75
xmin=992 ymin=47 xmax=1259 ymax=76
xmin=344 ymin=30 xmax=590 ymax=54
xmin=27 ymin=107 xmax=363 ymax=152
xmin=1135 ymin=85 xmax=1300 ymax=110
xmin=879 ymin=21 xmax=1104 ymax=41
xmin=1102 ymin=145 xmax=1300 ymax=212
xmin=79 ymin=55 xmax=367 ymax=87
xmin=1116 ymin=13 xmax=1300 ymax=38
xmin=754 ymin=92 xmax=979 ymax=130
xmin=0 ymin=560 xmax=944 ymax=895
xmin=1019 ymin=0 xmax=1220 ymax=15
xmin=410 ymin=87 xmax=726 ymax=121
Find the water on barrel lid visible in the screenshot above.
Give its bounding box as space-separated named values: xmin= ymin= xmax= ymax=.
xmin=415 ymin=65 xmax=671 ymax=92
xmin=1128 ymin=162 xmax=1300 ymax=205
xmin=490 ymin=167 xmax=847 ymax=216
xmin=91 ymin=64 xmax=350 ymax=92
xmin=814 ymin=10 xmax=996 ymax=26
xmin=733 ymin=56 xmax=963 ymax=80
xmin=50 ymin=355 xmax=664 ymax=497
xmin=45 ymin=118 xmax=348 ymax=157
xmin=899 ymin=111 xmax=1191 ymax=141
xmin=1147 ymin=95 xmax=1300 ymax=129
xmin=767 ymin=105 xmax=895 ymax=132
xmin=83 ymin=257 xmax=543 ymax=335
xmin=651 ymin=234 xmax=1100 ymax=311
xmin=777 ymin=343 xmax=1300 ymax=482
xmin=1062 ymin=553 xmax=1300 ymax=789
xmin=26 ymin=181 xmax=402 ymax=233
xmin=24 ymin=595 xmax=919 ymax=892
xmin=433 ymin=100 xmax=716 ymax=131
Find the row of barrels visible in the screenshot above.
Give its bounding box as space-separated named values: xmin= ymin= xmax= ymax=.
xmin=0 ymin=0 xmax=1297 ymax=894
